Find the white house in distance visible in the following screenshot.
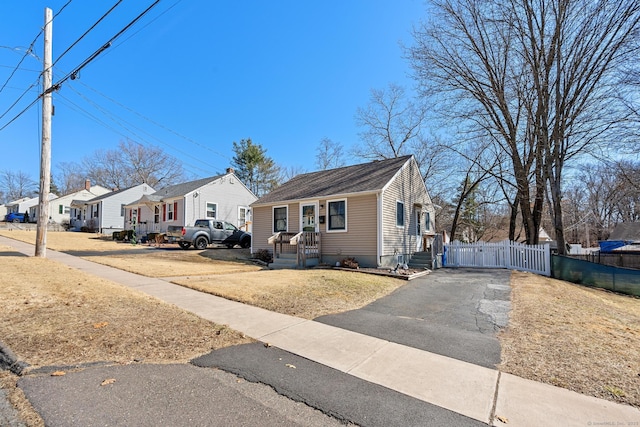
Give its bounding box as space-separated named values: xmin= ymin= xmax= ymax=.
xmin=70 ymin=183 xmax=155 ymax=233
xmin=13 ymin=195 xmax=58 ymax=222
xmin=29 ymin=180 xmax=111 ymax=225
xmin=124 ymin=169 xmax=257 ymax=238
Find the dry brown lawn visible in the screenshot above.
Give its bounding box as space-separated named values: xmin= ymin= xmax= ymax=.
xmin=500 ymin=271 xmax=640 ymax=408
xmin=1 ymin=229 xmax=640 ymax=416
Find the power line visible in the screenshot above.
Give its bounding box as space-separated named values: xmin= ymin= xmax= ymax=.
xmin=0 ymin=0 xmax=73 ymax=95
xmin=53 ymin=0 xmax=123 ymax=67
xmin=52 ymin=1 xmax=161 ymax=91
xmin=77 ymin=80 xmax=230 ymax=161
xmin=0 ymin=1 xmax=161 ymax=132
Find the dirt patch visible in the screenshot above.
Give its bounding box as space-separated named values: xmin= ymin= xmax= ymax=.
xmin=499 ymin=272 xmax=640 ymax=408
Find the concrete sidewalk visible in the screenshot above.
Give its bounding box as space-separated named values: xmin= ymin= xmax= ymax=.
xmin=2 ymin=236 xmax=638 ymax=426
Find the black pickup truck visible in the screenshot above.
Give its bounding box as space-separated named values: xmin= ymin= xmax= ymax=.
xmin=166 ymin=219 xmax=251 ymax=250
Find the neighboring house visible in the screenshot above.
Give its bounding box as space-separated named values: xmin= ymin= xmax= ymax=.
xmin=30 ymin=181 xmax=110 ymax=224
xmin=124 ymin=169 xmax=257 ymax=237
xmin=10 ymin=195 xmax=58 ymax=222
xmin=251 ymin=155 xmax=436 ymax=268
xmin=0 ymin=203 xmax=6 ymax=219
xmin=600 ymin=222 xmax=640 ymax=253
xmin=70 ymin=183 xmax=155 ymax=233
xmin=50 ymin=180 xmax=110 ymax=225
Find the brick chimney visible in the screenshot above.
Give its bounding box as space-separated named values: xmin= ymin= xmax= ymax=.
xmin=85 ymin=179 xmax=91 ymax=191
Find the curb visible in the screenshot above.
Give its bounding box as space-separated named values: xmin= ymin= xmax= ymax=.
xmin=0 ymin=341 xmax=29 ymax=376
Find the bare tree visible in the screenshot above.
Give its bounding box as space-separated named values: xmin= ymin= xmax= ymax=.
xmin=315 ymin=137 xmax=345 ymax=170
xmin=353 ymin=83 xmax=425 ymax=160
xmin=0 ymin=170 xmax=37 ymax=202
xmin=80 ymin=139 xmax=186 ymax=190
xmin=55 ymin=162 xmax=88 ymax=195
xmin=408 ymin=0 xmax=640 ymax=253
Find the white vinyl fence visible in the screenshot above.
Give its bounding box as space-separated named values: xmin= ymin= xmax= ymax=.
xmin=444 ymin=240 xmax=551 ymax=276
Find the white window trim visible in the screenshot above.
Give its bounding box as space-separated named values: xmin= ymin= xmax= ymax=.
xmin=167 ymin=202 xmax=175 ymax=221
xmin=326 ymin=198 xmax=347 ymax=233
xmin=206 ymin=202 xmax=218 ymax=219
xmin=396 ymin=200 xmax=405 ymax=228
xmin=273 ymin=205 xmax=288 ymax=233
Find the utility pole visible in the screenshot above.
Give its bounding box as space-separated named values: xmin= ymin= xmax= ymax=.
xmin=36 ymin=7 xmax=52 ymax=258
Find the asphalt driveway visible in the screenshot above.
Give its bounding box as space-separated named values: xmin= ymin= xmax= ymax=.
xmin=315 ymin=268 xmax=512 ymax=369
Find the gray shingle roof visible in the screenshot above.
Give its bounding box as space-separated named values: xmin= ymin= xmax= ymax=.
xmin=253 ymin=155 xmax=413 ymax=205
xmin=152 ymin=175 xmax=225 ymax=199
xmin=608 ymin=222 xmax=640 ymax=242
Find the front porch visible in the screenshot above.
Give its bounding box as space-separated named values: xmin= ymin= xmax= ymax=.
xmin=268 ymin=232 xmax=321 ymax=268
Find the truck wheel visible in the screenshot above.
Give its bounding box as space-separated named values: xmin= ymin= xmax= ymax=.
xmin=194 ymin=236 xmax=208 ymax=250
xmin=12 ymin=218 xmax=19 ymax=223
xmin=241 ymin=237 xmax=251 ymax=248
xmin=178 ymin=242 xmax=191 ymax=249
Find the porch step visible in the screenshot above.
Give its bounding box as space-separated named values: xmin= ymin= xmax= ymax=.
xmin=269 ymin=253 xmax=320 ymax=269
xmin=409 ymin=252 xmax=433 ymax=270
xmin=270 ymin=254 xmax=299 ymax=269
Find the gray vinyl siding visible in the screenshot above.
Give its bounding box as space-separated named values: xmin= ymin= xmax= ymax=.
xmin=381 ymin=159 xmax=430 ymax=259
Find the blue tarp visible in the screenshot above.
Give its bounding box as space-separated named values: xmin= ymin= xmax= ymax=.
xmin=599 ymin=240 xmax=627 ymax=253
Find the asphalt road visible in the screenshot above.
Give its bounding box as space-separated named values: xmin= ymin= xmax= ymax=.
xmin=315 ymin=268 xmax=512 ymax=369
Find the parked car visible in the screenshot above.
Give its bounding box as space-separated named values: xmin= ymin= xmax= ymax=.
xmin=166 ymin=219 xmax=251 ymax=249
xmin=5 ymin=212 xmax=27 ymax=223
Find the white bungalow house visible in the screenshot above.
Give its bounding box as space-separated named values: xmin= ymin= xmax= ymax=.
xmin=124 ymin=169 xmax=257 ymax=238
xmin=11 ymin=195 xmax=58 ymax=223
xmin=70 ymin=183 xmax=155 ymax=233
xmin=251 ymin=155 xmax=436 ymax=268
xmin=49 ymin=180 xmax=110 ymax=225
xmin=29 ymin=181 xmax=111 ymax=225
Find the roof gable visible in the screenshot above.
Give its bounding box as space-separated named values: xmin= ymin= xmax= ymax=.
xmin=253 ymin=156 xmax=413 ymax=205
xmin=151 ymin=175 xmax=225 ymax=200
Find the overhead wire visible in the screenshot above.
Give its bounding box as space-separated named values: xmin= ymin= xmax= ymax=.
xmin=56 ymin=91 xmax=218 ymax=177
xmin=0 ymin=1 xmax=161 ymax=132
xmin=0 ymin=0 xmax=72 ymax=95
xmin=62 ymin=84 xmax=223 ymax=174
xmin=53 ymin=0 xmax=123 ymax=67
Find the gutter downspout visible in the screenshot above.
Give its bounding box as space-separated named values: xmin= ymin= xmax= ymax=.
xmin=377 ymin=192 xmax=383 ymax=267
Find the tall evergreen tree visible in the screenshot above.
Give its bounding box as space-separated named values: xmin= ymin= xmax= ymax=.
xmin=231 ymin=138 xmax=279 ymax=197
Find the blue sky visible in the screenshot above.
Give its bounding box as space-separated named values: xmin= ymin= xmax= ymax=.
xmin=0 ymin=0 xmax=425 ymax=183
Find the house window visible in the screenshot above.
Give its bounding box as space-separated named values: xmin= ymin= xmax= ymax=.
xmin=154 ymin=206 xmax=160 ymax=224
xmin=328 ymin=200 xmax=346 ymax=231
xmin=206 ymin=203 xmax=217 ymax=219
xmin=425 ymin=212 xmax=431 ymax=231
xmin=121 ymin=204 xmax=126 ymax=217
xmin=396 ymin=201 xmax=405 ymax=227
xmin=93 ymin=205 xmax=99 ymax=218
xmin=273 ymin=206 xmax=287 ymax=232
xmin=167 ymin=203 xmax=174 ymax=221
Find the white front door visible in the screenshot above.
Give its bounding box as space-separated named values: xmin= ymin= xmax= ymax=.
xmin=300 ymin=203 xmax=318 ymax=232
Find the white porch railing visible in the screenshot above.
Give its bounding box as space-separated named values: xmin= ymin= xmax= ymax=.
xmin=444 ymin=240 xmax=551 ymax=276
